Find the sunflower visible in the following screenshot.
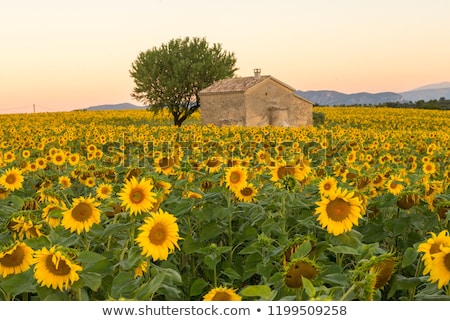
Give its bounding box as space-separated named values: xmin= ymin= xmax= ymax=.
xmin=135 ymin=209 xmax=181 ymax=261
xmin=22 ymin=150 xmax=31 ymax=159
xmin=427 ymin=246 xmax=450 ymax=289
xmin=386 ymin=177 xmax=405 ymax=196
xmin=204 ymin=156 xmax=223 ymax=173
xmin=418 ymin=230 xmax=450 ymax=274
xmin=118 ymin=176 xmax=157 ymax=216
xmin=318 ymin=176 xmax=338 ymax=197
xmin=58 ymin=175 xmax=72 ymax=189
xmin=284 ymin=258 xmax=319 ymax=288
xmin=154 ymin=155 xmax=177 ymax=175
xmin=0 ymin=187 xmax=9 ymax=200
xmin=314 ymin=187 xmax=364 ymax=236
xmin=224 ymin=165 xmax=248 ymax=193
xmin=154 ymin=179 xmax=172 ymax=195
xmin=67 ymin=153 xmax=80 ymax=166
xmin=42 ymin=202 xmax=67 ymax=228
xmin=3 ymin=151 xmax=15 ymax=163
xmin=52 ymin=151 xmax=66 ymax=166
xmin=234 ymin=183 xmax=258 ymax=203
xmin=270 ymin=161 xmax=307 ymax=182
xmin=0 ymin=167 xmax=24 ymax=191
xmin=82 ymin=176 xmax=96 ymax=188
xmin=185 ymin=190 xmax=203 ymax=199
xmin=369 ymin=257 xmax=397 ymax=289
xmin=202 ymin=286 xmax=242 ymax=301
xmin=61 ymin=196 xmax=101 ymax=234
xmin=0 ymin=242 xmax=34 ymax=277
xmin=35 ymin=157 xmax=47 ymax=169
xmin=134 ymin=260 xmax=148 ymax=278
xmin=96 ymin=183 xmax=113 ymax=200
xmin=256 ymin=150 xmax=271 ymax=164
xmin=33 ymin=246 xmax=82 ymax=291
xmin=422 ymin=161 xmax=437 ymax=175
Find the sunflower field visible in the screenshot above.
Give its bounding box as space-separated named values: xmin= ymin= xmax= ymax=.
xmin=0 ymin=106 xmax=449 ymax=301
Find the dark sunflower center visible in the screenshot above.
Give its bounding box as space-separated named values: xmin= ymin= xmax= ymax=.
xmin=326 ymin=197 xmax=351 ymax=221
xmin=71 ymin=203 xmax=93 ymax=222
xmin=0 ymin=246 xmax=24 ymax=267
xmin=5 ymin=174 xmax=17 ymax=184
xmin=277 ymin=166 xmax=294 ymax=179
xmin=211 ymin=292 xmax=232 ymax=301
xmin=323 ymin=183 xmax=331 ymax=190
xmin=284 ymin=261 xmax=318 ymax=288
xmin=131 ymin=188 xmax=144 ymax=204
xmin=374 ymin=259 xmax=395 ymax=289
xmin=149 ymin=223 xmax=167 ymax=245
xmin=159 ymin=157 xmax=173 ymax=168
xmin=45 ymin=255 xmax=71 ymax=276
xmin=207 ymin=158 xmax=220 ymax=167
xmin=229 ymin=171 xmax=242 ymax=184
xmin=240 ymin=187 xmax=253 ymax=196
xmin=101 ymin=187 xmax=110 ymax=194
xmin=444 ymin=253 xmax=450 ymax=272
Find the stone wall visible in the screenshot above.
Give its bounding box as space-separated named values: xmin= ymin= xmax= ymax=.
xmin=200 ymin=92 xmax=245 ymax=126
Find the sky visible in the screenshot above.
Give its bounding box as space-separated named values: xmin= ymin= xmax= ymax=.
xmin=1 ymin=0 xmax=449 ymax=113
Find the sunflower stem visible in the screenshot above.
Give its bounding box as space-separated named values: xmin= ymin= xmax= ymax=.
xmin=340 ymin=284 xmax=357 ymax=301
xmin=83 ymin=231 xmax=89 ymax=251
xmin=130 ymin=215 xmax=136 ymax=245
xmin=106 ymin=214 xmax=119 ymax=252
xmin=225 ymin=189 xmax=233 ymax=263
xmin=409 ymin=257 xmax=422 ymax=300
xmin=281 ymin=192 xmax=287 ymax=235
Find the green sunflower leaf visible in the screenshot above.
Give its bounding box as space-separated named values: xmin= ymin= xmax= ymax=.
xmin=240 ymin=285 xmax=272 ymax=300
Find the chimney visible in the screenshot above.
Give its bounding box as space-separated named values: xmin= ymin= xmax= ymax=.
xmin=253 ymin=68 xmax=261 ymax=80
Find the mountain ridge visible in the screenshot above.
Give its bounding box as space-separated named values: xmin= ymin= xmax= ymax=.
xmin=297 ymin=82 xmax=450 ymax=106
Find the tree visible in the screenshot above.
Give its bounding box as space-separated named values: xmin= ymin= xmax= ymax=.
xmin=130 ymin=37 xmax=237 ymax=126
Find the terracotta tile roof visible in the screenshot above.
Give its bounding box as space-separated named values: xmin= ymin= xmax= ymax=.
xmin=199 ymin=76 xmax=270 ymax=94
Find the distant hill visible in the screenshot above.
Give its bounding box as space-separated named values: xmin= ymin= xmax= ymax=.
xmin=297 ymin=82 xmax=450 ymax=106
xmin=399 ymin=88 xmax=450 ymax=102
xmin=413 ymin=82 xmax=450 ymax=90
xmin=296 ymin=90 xmax=402 ymax=106
xmin=81 ymin=103 xmax=146 ymax=111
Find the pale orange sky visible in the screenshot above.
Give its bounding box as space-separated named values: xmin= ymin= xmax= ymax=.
xmin=1 ymin=0 xmax=449 ymax=113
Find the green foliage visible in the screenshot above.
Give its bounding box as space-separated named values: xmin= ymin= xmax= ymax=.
xmin=130 ymin=37 xmax=237 ymax=126
xmin=312 ymin=111 xmax=325 ymax=126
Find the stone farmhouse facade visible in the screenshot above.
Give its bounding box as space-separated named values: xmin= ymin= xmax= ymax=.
xmin=199 ymin=69 xmax=313 ymax=127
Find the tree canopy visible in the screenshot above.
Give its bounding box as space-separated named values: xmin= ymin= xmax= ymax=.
xmin=130 ymin=37 xmax=237 ymax=126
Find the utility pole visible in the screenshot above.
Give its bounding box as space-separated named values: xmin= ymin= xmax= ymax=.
xmin=33 ymin=104 xmax=35 ymax=113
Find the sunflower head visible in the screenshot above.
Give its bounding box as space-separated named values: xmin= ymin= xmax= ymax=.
xmin=33 ymin=246 xmax=82 ymax=291
xmin=283 ymin=258 xmax=319 ymax=288
xmin=360 ymin=254 xmax=398 ymax=289
xmin=314 ymin=187 xmax=364 ymax=236
xmin=117 ymin=176 xmax=157 ymax=216
xmin=224 ymin=166 xmax=248 ymax=193
xmin=0 ymin=241 xmax=34 ymax=277
xmin=396 ymin=192 xmax=420 ymax=210
xmin=61 ymin=196 xmax=101 ymax=234
xmin=0 ymin=167 xmax=24 ymax=191
xmin=135 ymin=209 xmax=181 ymax=261
xmin=202 ymin=286 xmax=242 ymax=301
xmin=318 ymin=176 xmax=338 ymax=196
xmin=234 ymin=183 xmax=258 ymax=203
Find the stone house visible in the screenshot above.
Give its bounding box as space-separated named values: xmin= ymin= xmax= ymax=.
xmin=199 ymin=69 xmax=313 ymax=127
